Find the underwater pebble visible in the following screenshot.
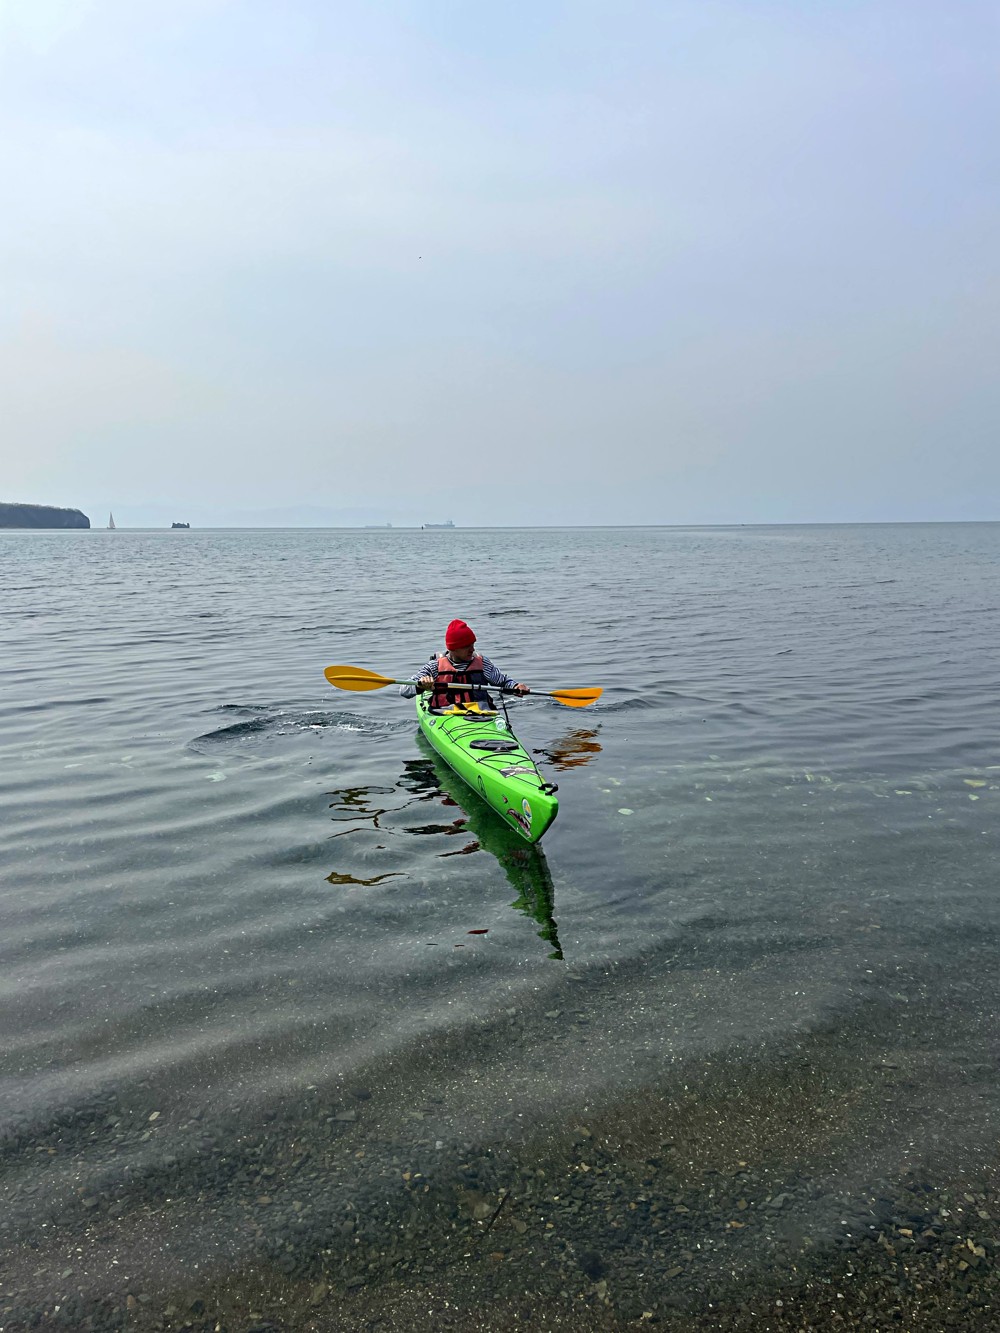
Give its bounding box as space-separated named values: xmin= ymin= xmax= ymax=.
xmin=618 ymin=808 xmax=633 ymax=815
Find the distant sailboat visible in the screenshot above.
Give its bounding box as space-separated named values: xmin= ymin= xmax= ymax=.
xmin=108 ymin=513 xmax=116 ymax=530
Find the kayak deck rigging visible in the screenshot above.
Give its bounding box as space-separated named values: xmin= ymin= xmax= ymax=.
xmin=416 ymin=695 xmax=558 ymax=843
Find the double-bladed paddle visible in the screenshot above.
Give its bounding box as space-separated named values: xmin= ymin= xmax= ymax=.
xmin=323 ymin=665 xmax=602 ymax=709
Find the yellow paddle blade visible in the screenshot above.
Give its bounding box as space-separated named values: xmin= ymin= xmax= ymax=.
xmin=324 ymin=665 xmax=406 ymax=691
xmin=546 ymin=687 xmax=602 ymax=708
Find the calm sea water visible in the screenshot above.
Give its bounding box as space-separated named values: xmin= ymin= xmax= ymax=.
xmin=2 ymin=524 xmax=999 ymax=1328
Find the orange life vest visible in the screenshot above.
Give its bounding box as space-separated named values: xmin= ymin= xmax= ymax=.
xmin=431 ymin=652 xmax=489 ymax=709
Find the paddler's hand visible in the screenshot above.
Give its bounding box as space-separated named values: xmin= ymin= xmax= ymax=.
xmin=512 ymin=683 xmax=530 ymax=695
xmin=417 ymin=676 xmax=434 ymax=692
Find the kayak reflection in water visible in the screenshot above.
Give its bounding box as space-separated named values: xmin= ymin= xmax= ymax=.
xmin=403 ymin=749 xmax=563 ymax=960
xmin=398 ymin=619 xmax=529 ymax=711
xmin=323 ymin=760 xmax=564 ymax=959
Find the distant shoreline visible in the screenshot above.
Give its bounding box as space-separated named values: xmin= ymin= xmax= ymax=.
xmin=0 ymin=502 xmax=90 ymax=529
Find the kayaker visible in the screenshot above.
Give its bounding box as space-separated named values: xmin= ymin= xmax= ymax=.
xmin=399 ymin=619 xmax=530 ymax=711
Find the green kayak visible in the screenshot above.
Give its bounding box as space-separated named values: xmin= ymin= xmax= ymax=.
xmin=415 ymin=694 xmax=558 ymax=844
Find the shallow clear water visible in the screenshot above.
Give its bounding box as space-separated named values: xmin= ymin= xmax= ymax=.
xmin=2 ymin=523 xmax=999 ymax=1327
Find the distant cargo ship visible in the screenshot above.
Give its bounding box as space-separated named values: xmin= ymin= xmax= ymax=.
xmin=421 ymin=520 xmax=455 ymax=529
xmin=363 ymin=523 xmax=393 ymax=528
xmin=171 ymin=522 xmax=190 ymax=529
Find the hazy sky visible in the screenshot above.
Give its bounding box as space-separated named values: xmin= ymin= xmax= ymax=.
xmin=1 ymin=0 xmax=997 ymax=525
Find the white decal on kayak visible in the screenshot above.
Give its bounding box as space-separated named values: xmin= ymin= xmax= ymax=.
xmin=500 ymin=766 xmax=536 ymax=778
xmin=522 ymin=798 xmax=533 ymax=826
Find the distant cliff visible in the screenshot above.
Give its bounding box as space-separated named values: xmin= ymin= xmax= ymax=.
xmin=0 ymin=503 xmax=90 ymax=529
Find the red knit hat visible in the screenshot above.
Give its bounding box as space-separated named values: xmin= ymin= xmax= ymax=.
xmin=445 ymin=619 xmax=476 ymax=651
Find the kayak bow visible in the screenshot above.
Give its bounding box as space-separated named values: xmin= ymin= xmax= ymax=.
xmin=415 ymin=695 xmax=558 ymax=844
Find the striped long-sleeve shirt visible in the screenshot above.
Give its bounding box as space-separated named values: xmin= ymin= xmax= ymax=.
xmin=398 ymin=653 xmax=519 ymax=699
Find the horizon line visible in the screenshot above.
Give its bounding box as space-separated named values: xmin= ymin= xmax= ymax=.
xmin=6 ymin=519 xmax=998 ymax=532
